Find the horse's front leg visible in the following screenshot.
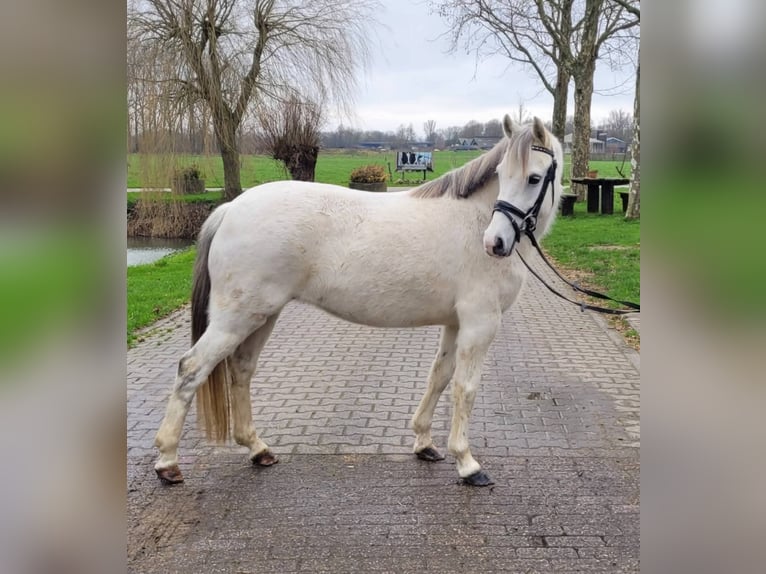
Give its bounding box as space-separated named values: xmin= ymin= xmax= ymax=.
xmin=411 ymin=324 xmax=458 ymax=461
xmin=448 ymin=310 xmax=500 ymax=486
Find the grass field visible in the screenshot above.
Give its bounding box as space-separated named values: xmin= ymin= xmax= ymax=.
xmin=127 ymin=248 xmax=196 ymax=346
xmin=127 ymin=150 xmax=631 ymax=189
xmin=542 ymin=196 xmax=640 ymax=309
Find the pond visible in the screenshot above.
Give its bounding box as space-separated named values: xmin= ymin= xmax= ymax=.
xmin=127 ymin=236 xmax=194 ymax=267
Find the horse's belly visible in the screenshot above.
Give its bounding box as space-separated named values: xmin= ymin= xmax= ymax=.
xmin=300 ymin=280 xmax=456 ymax=328
xmin=322 ymin=303 xmax=452 ymax=329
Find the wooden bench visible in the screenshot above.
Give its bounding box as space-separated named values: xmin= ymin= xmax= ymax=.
xmin=560 ymin=193 xmax=577 ymax=216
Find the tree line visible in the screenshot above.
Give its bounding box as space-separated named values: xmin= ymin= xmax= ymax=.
xmin=319 ymin=110 xmax=633 ymax=149
xmin=129 ymin=109 xmax=633 ymax=153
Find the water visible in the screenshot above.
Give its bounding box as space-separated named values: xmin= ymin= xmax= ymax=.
xmin=127 ymin=237 xmax=194 ymax=266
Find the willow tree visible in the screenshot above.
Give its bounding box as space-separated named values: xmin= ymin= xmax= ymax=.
xmin=128 ymin=0 xmax=376 ymax=200
xmin=257 ymin=95 xmax=323 ymax=182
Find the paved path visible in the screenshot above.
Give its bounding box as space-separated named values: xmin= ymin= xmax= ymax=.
xmin=127 ymin=262 xmax=640 ymax=573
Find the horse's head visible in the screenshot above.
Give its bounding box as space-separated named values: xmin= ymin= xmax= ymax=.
xmin=483 ymin=115 xmax=563 ymax=257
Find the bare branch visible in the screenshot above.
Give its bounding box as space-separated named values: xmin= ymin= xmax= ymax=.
xmin=128 ymin=0 xmax=379 ymax=197
xmin=609 ymin=0 xmax=640 ymax=19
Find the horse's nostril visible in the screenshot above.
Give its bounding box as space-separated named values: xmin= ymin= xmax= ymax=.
xmin=492 ymin=237 xmax=505 ymax=256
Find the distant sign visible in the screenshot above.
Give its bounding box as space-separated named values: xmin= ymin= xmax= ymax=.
xmin=396 ymin=151 xmax=433 ymax=172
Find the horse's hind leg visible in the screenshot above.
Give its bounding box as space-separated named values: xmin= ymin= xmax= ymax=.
xmin=230 ymin=313 xmax=281 ymax=466
xmin=154 ymin=320 xmax=262 ymax=483
xmin=411 ymin=324 xmax=458 ymax=461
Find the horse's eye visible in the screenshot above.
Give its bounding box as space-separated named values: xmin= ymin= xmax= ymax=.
xmin=528 ymin=175 xmax=541 ymax=185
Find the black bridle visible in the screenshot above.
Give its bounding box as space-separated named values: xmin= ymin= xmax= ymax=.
xmin=492 ymin=144 xmax=558 ymax=248
xmin=491 ymin=144 xmax=640 ymax=316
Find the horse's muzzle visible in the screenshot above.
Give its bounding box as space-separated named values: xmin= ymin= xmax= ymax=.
xmin=486 ymin=236 xmax=514 ymax=258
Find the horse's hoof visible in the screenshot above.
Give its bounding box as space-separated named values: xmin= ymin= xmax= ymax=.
xmin=416 ymin=446 xmax=445 ymax=462
xmin=156 ymin=465 xmax=184 ymax=484
xmin=252 ymin=450 xmax=279 ymax=467
xmin=462 ymin=470 xmax=494 ymax=486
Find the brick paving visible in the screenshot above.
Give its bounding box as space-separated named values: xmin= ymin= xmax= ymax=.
xmin=127 ymin=260 xmax=640 ymax=573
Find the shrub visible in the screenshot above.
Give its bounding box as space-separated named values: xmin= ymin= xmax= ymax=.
xmin=171 ymin=164 xmax=205 ymax=194
xmin=349 ymin=164 xmax=387 ymax=183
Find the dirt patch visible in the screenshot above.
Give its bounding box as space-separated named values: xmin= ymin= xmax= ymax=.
xmin=610 ymin=316 xmax=641 ymax=351
xmin=588 ymin=245 xmax=634 ymax=251
xmin=127 ymin=460 xmax=204 ymax=565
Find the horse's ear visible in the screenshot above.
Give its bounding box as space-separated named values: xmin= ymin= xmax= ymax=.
xmin=532 ymin=116 xmax=546 ymax=142
xmin=502 ymin=114 xmax=516 ymax=138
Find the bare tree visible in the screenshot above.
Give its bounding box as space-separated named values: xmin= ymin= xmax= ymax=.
xmin=395 ymin=123 xmax=416 ymax=147
xmin=128 ymin=34 xmax=202 ymax=183
xmin=258 ymin=95 xmax=323 ymax=181
xmin=406 ymin=123 xmax=416 ymax=142
xmin=511 ymin=101 xmax=532 ymax=125
xmin=440 ymin=126 xmax=461 ymax=146
xmin=483 ymin=118 xmax=503 ymax=138
xmin=323 ymin=124 xmax=360 ymax=148
xmin=432 ymin=0 xmax=638 ymax=199
xmin=570 ymin=0 xmax=638 ymax=200
xmin=127 ymin=35 xmax=145 ymax=153
xmin=129 ymin=0 xmax=377 ymax=200
xmin=610 ymin=0 xmax=639 ymax=219
xmin=423 ymin=120 xmax=437 ymax=143
xmin=394 ymin=125 xmax=405 ymax=148
xmin=625 ymin=61 xmax=639 ymax=218
xmin=599 ymin=108 xmax=633 ymax=143
xmin=431 ymin=0 xmax=575 ymax=141
xmin=459 ymin=120 xmax=484 ymax=138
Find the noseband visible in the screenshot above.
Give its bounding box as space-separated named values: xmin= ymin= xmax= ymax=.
xmin=492 ymin=144 xmax=557 ymax=246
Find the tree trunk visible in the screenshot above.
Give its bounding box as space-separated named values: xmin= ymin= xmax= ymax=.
xmin=213 ymin=113 xmax=242 ymax=201
xmin=571 ymin=64 xmax=595 ymax=200
xmin=277 ymin=145 xmax=318 ymax=182
xmin=288 ymin=146 xmax=318 ymax=182
xmin=551 ymin=70 xmax=570 ymax=142
xmin=625 ymin=61 xmax=640 ymax=219
xmin=220 ymin=144 xmax=242 ymax=201
xmin=570 ymin=0 xmax=601 ymax=201
xmin=132 ymin=113 xmax=140 ymax=153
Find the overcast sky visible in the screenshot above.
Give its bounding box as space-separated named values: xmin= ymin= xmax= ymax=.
xmin=335 ymin=0 xmax=637 ymax=136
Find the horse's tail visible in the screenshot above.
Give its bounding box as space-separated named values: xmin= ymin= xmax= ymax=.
xmin=192 ymin=203 xmax=232 ymax=443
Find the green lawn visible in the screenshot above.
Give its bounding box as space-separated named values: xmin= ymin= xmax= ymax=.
xmin=127 ymin=151 xmax=630 ymax=189
xmin=542 ymin=197 xmax=640 ymax=309
xmin=127 ymin=248 xmax=196 ymax=346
